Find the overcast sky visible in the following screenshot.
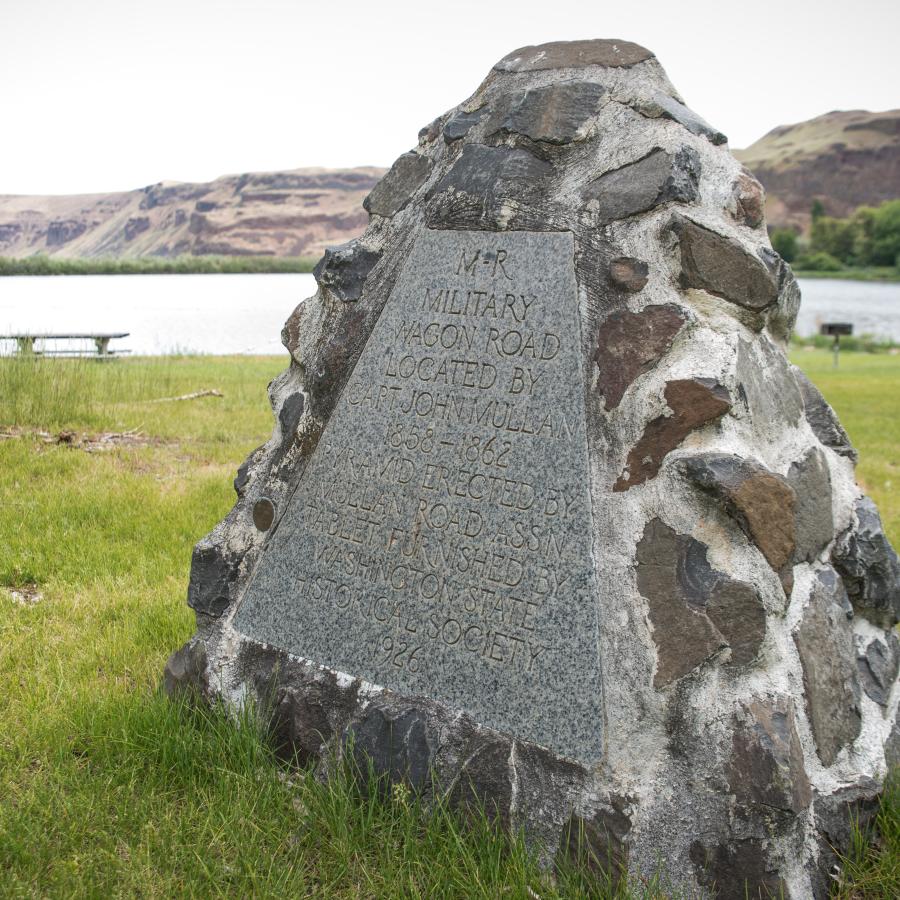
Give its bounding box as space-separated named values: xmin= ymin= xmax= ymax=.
xmin=3 ymin=0 xmax=898 ymax=196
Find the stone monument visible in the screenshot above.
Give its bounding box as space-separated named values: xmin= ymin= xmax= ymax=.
xmin=166 ymin=39 xmax=900 ymax=897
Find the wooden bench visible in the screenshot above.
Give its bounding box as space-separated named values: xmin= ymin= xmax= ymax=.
xmin=0 ymin=333 xmax=131 ymax=358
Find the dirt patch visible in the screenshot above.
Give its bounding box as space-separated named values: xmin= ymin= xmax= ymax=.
xmin=0 ymin=427 xmax=168 ymax=452
xmin=5 ymin=584 xmax=43 ymax=606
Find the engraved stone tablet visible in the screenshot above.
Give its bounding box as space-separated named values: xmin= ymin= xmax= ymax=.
xmin=235 ymin=230 xmax=603 ymax=763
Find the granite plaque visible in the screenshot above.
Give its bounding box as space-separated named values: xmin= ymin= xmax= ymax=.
xmin=234 ymin=230 xmax=603 ymax=762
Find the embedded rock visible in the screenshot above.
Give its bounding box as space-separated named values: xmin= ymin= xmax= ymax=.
xmin=811 ymin=780 xmax=882 ymax=896
xmin=488 ymin=81 xmax=608 ymax=144
xmin=788 ymin=447 xmax=834 ymax=564
xmin=679 ymin=452 xmax=796 ymax=575
xmin=584 ymin=148 xmax=700 ymax=223
xmin=856 ymin=631 xmax=900 ymax=707
xmin=794 ymin=368 xmax=858 ymax=461
xmin=186 ymin=536 xmax=241 ymax=618
xmin=559 ymin=804 xmax=631 ymax=887
xmin=634 ymin=92 xmax=727 ymax=145
xmin=312 ymin=239 xmax=381 ymax=302
xmin=594 ymin=303 xmax=686 ymax=409
xmin=730 ymin=170 xmax=766 ymax=229
xmin=832 ymin=495 xmax=900 ymax=628
xmin=690 ymin=839 xmax=786 ymax=900
xmin=736 ymin=336 xmax=803 ymax=428
xmin=162 ymin=640 xmax=208 ymax=698
xmin=169 ymin=38 xmax=898 ymax=898
xmin=442 ymin=107 xmax=486 ymax=142
xmin=795 ymin=569 xmax=862 ymax=766
xmin=608 ymin=257 xmax=650 ymax=293
xmin=615 ymin=378 xmax=731 ymax=490
xmin=636 ymin=519 xmax=764 ymax=685
xmin=673 ymin=216 xmax=778 ymax=310
xmin=364 ymin=152 xmax=433 ymax=217
xmin=728 ymin=697 xmax=811 ymax=814
xmin=494 ymin=39 xmax=654 ymax=72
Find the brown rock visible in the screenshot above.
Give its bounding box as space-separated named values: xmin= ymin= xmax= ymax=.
xmin=707 ymin=579 xmax=767 ymax=667
xmin=729 ymin=697 xmax=811 ymax=813
xmin=594 ymin=303 xmax=686 ymax=409
xmin=636 ymin=519 xmax=727 ymax=687
xmin=672 ymin=217 xmax=778 ymax=310
xmin=608 ymin=257 xmax=650 ymax=292
xmin=494 ymin=39 xmax=654 ymax=72
xmin=731 ymin=171 xmax=766 ymax=229
xmin=615 ymin=378 xmax=731 ymax=491
xmin=678 ymin=453 xmax=797 ymax=575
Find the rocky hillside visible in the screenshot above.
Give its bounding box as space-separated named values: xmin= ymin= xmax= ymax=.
xmin=0 ymin=167 xmax=385 ymax=260
xmin=735 ymin=109 xmax=900 ymax=232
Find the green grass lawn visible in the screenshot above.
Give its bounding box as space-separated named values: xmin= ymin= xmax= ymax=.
xmin=0 ymin=350 xmax=897 ymax=897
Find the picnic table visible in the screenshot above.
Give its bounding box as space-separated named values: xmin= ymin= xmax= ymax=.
xmin=0 ymin=332 xmax=131 ymax=358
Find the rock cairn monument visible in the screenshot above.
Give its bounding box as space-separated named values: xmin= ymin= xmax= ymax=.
xmin=166 ymin=40 xmax=900 ymax=897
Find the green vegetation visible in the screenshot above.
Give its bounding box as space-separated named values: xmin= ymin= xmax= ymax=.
xmin=1 ymin=352 xmax=897 ymax=896
xmin=771 ymin=228 xmax=799 ymax=263
xmin=793 ymin=266 xmax=900 ymax=282
xmin=788 ymin=350 xmax=900 ymax=542
xmin=791 ymin=332 xmax=897 ymax=354
xmin=0 ymin=254 xmax=317 ymax=276
xmin=778 ymin=199 xmax=900 ymax=278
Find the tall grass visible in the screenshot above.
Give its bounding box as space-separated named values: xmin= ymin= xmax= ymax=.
xmin=0 ymin=352 xmax=897 ymax=896
xmin=0 ymin=254 xmax=317 ymax=276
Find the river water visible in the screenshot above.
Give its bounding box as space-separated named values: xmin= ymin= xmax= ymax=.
xmin=0 ymin=273 xmax=898 ymax=355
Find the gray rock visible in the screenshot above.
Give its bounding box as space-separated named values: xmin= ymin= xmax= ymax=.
xmin=448 ymin=737 xmax=513 ymax=824
xmin=736 ymin=336 xmax=803 ymax=429
xmin=635 ymin=92 xmax=727 ymax=145
xmin=364 ymin=152 xmax=433 ymax=217
xmin=608 ymin=257 xmax=650 ymax=292
xmin=163 ymin=640 xmax=208 ymax=698
xmin=313 ymin=239 xmax=381 ymax=303
xmin=673 ymin=217 xmax=779 ymax=311
xmin=347 ymin=706 xmax=434 ymax=794
xmin=886 ymin=709 xmax=900 ymax=768
xmin=432 ymin=142 xmax=552 ymax=197
xmin=793 ymin=368 xmax=857 ymax=462
xmin=856 ymin=632 xmax=900 ymax=706
xmin=235 ymin=231 xmax=604 ymax=766
xmin=489 ymin=81 xmax=608 ymax=144
xmin=832 ymin=495 xmax=900 ymax=628
xmin=795 ymin=568 xmax=862 ymax=766
xmin=494 ymin=39 xmax=654 ymax=72
xmin=594 ymin=303 xmax=686 ymax=409
xmin=442 ymin=107 xmax=486 ymax=142
xmin=728 ymin=696 xmax=811 ymax=813
xmin=584 ymin=147 xmax=700 ymax=222
xmin=187 ymin=535 xmax=240 ymax=617
xmin=758 ymin=247 xmax=802 ymax=342
xmin=788 ymin=447 xmax=834 ymax=564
